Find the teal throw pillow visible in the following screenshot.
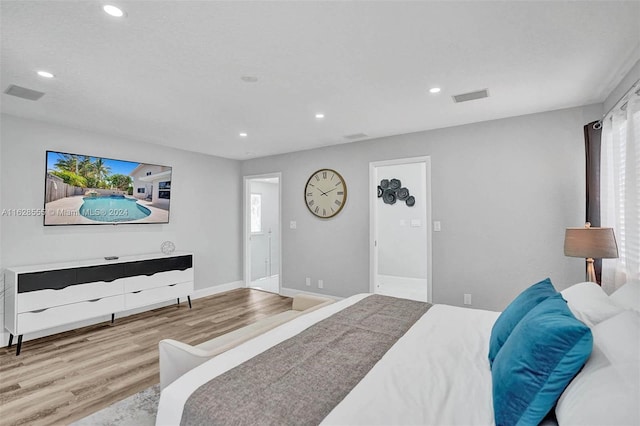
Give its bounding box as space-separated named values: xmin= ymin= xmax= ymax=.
xmin=488 ymin=278 xmax=557 ymax=365
xmin=492 ymin=294 xmax=593 ymax=426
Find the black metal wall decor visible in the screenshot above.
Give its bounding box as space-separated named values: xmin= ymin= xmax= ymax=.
xmin=378 ymin=178 xmax=416 ymax=207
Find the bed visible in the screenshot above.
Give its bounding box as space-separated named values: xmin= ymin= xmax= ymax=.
xmin=156 ymin=281 xmax=640 ymax=426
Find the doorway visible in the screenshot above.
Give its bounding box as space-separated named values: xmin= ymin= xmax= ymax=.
xmin=244 ymin=173 xmax=281 ymax=294
xmin=370 ymin=157 xmax=432 ymax=302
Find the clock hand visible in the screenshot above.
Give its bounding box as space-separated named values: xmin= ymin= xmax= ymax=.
xmin=317 ymin=187 xmax=329 ymax=196
xmin=323 ymin=188 xmax=337 ymax=195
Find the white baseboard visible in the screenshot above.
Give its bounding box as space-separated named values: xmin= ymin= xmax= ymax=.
xmin=0 ymin=280 xmax=244 ymax=347
xmin=192 ymin=281 xmax=244 ymax=299
xmin=280 ymin=286 xmax=343 ymax=301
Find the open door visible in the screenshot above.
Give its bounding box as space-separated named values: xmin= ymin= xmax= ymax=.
xmin=370 ymin=157 xmax=432 ymax=302
xmin=244 ymin=173 xmax=281 ymax=294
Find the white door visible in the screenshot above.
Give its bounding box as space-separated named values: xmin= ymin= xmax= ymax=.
xmin=244 ymin=174 xmax=281 ymax=294
xmin=370 ymin=157 xmax=432 ymax=302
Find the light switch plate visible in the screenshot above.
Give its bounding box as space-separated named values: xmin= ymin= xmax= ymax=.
xmin=433 ymin=221 xmax=441 ymax=232
xmin=290 ymin=221 xmax=297 ymax=229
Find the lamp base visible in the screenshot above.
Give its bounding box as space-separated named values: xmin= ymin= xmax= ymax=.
xmin=586 ymin=258 xmax=597 ymax=284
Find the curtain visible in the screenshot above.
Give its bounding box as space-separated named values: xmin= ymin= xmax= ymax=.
xmin=584 ymin=121 xmax=602 ymax=282
xmin=600 ymin=87 xmax=640 ymax=293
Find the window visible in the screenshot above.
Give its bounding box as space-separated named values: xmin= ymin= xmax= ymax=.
xmin=137 ymin=188 xmax=145 ymax=193
xmin=600 ymin=88 xmax=639 ymax=292
xmin=251 ymin=193 xmax=262 ymax=233
xmin=158 ymin=181 xmax=171 ymax=199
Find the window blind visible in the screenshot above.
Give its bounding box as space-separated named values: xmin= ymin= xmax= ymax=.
xmin=600 ymin=88 xmax=640 ymax=292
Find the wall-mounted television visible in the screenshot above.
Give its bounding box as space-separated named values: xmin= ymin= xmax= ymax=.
xmin=44 ymin=150 xmax=172 ymax=226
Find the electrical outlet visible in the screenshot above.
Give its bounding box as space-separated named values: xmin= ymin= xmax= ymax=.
xmin=318 ymin=279 xmax=324 ymax=289
xmin=433 ymin=221 xmax=441 ymax=232
xmin=305 ymin=277 xmax=311 ymax=286
xmin=464 ymin=294 xmax=472 ymax=305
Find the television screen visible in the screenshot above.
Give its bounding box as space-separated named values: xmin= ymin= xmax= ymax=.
xmin=44 ymin=150 xmax=172 ymax=225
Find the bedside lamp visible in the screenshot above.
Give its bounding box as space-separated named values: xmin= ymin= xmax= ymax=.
xmin=564 ymin=223 xmax=619 ymax=283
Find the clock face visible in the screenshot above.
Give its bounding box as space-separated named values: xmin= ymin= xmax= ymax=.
xmin=304 ymin=169 xmax=347 ymax=218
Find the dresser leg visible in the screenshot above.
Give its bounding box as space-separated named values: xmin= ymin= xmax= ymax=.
xmin=176 ymin=298 xmax=180 ymax=305
xmin=111 ymin=313 xmax=115 ymax=324
xmin=16 ymin=335 xmax=23 ymax=356
xmin=188 ymin=296 xmax=192 ymax=309
xmin=8 ymin=334 xmax=13 ymax=348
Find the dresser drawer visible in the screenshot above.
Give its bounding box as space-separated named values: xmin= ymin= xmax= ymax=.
xmin=123 ymin=255 xmax=192 ymax=276
xmin=17 ymin=280 xmax=125 ymax=313
xmin=124 ymin=281 xmax=193 ymax=310
xmin=18 ymin=268 xmax=77 ymax=293
xmin=122 ymin=268 xmax=193 ymax=293
xmin=17 ymin=294 xmax=125 ymax=335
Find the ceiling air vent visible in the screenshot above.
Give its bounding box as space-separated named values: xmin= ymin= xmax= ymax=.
xmin=452 ymin=89 xmax=489 ymax=103
xmin=343 ymin=133 xmax=368 ymax=140
xmin=4 ymin=84 xmax=45 ymax=101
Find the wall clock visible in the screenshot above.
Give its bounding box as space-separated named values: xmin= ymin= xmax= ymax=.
xmin=304 ymin=168 xmax=347 ymax=218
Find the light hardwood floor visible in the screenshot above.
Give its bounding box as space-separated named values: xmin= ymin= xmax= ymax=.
xmin=0 ymin=288 xmax=292 ymax=426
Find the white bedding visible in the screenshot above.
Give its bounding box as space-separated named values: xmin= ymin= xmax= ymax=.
xmin=156 ymin=294 xmax=500 ymax=426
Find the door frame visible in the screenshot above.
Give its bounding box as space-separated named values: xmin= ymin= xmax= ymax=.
xmin=243 ymin=172 xmax=282 ymax=293
xmin=369 ymin=156 xmax=432 ymax=302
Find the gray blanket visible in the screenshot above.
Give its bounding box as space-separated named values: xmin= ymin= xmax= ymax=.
xmin=180 ymin=294 xmax=431 ymax=426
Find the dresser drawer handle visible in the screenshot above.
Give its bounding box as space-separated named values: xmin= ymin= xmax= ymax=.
xmin=169 ymin=284 xmax=177 ymax=287
xmin=132 ymin=291 xmax=142 ymax=294
xmin=30 ymin=308 xmax=48 ymax=313
xmin=88 ymin=298 xmax=102 ymax=302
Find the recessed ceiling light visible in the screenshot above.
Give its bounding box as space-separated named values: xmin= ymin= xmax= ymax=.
xmin=241 ymin=76 xmax=258 ymax=83
xmin=315 ymin=113 xmax=325 ymax=119
xmin=36 ymin=70 xmax=54 ymax=78
xmin=103 ymin=4 xmax=125 ymax=17
xmin=429 ymin=87 xmax=441 ymax=94
xmin=239 ymin=132 xmax=248 ymax=137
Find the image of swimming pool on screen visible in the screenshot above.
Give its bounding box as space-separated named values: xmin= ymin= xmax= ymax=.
xmin=44 ymin=151 xmax=172 ymax=225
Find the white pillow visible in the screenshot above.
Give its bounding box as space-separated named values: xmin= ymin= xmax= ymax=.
xmin=556 ymin=310 xmax=640 ymax=426
xmin=610 ymin=280 xmax=640 ymax=312
xmin=560 ymin=282 xmax=624 ymax=327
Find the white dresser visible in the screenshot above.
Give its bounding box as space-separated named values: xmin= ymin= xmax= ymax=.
xmin=3 ymin=251 xmax=194 ymax=355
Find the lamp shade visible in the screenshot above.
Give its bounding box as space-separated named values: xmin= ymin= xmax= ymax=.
xmin=564 ymin=227 xmax=619 ymax=259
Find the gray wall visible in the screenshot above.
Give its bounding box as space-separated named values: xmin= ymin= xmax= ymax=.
xmin=0 ymin=102 xmax=606 ymax=315
xmin=242 ymin=105 xmax=602 ymax=311
xmin=0 ymin=114 xmax=243 ymax=291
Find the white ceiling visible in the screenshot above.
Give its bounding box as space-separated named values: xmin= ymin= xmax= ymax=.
xmin=1 ymin=1 xmax=639 ymax=160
